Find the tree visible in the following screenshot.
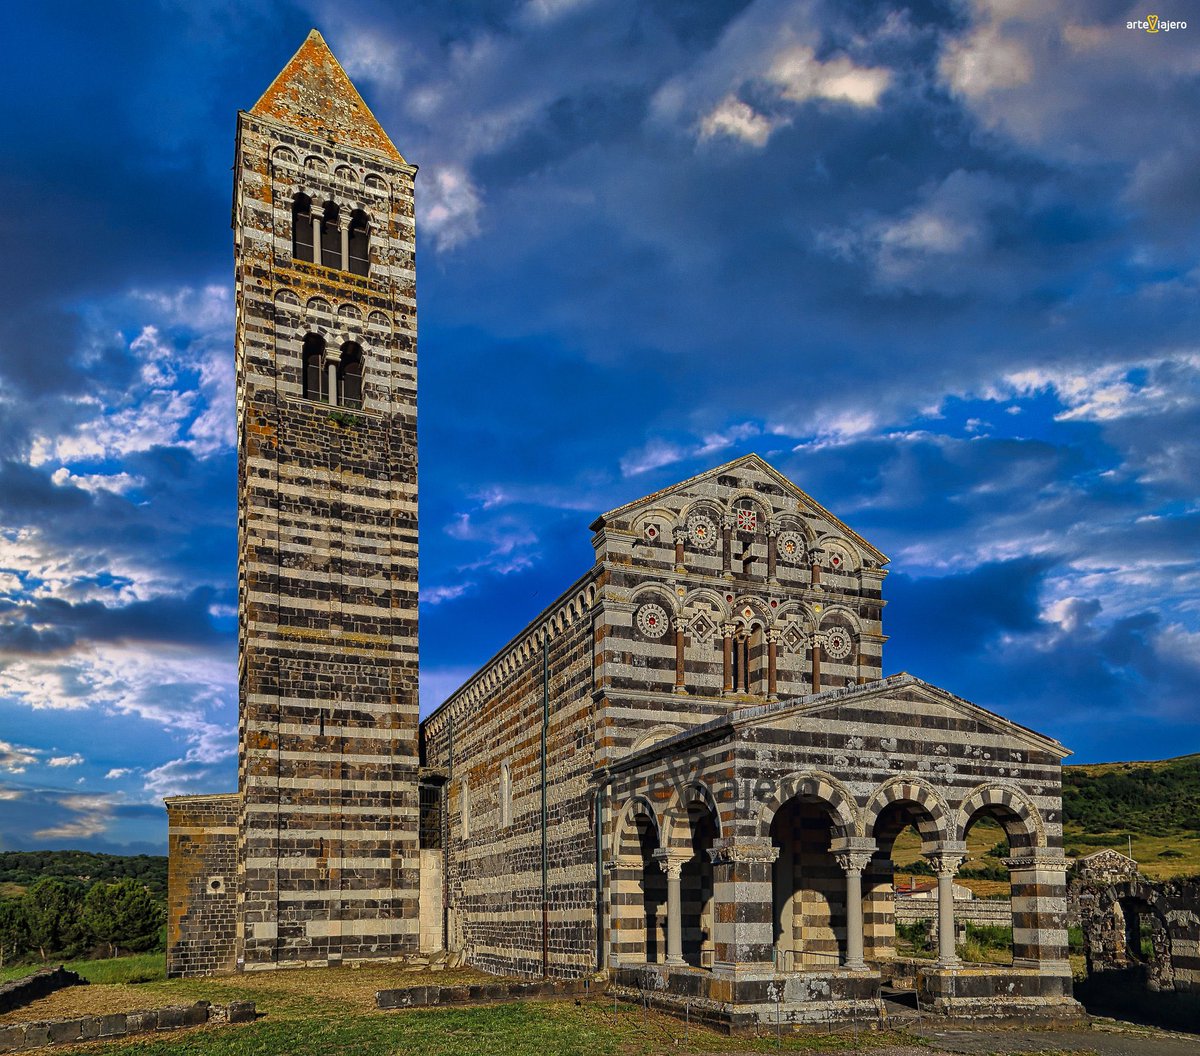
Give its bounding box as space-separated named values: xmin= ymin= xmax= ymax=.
xmin=22 ymin=878 xmax=83 ymax=961
xmin=82 ymin=879 xmax=162 ymax=957
xmin=0 ymin=900 xmax=28 ymax=967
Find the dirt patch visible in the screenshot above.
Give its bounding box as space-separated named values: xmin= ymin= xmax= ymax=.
xmin=0 ymin=964 xmax=505 ymax=1026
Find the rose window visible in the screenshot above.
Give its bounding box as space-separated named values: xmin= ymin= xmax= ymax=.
xmin=687 ymin=514 xmax=717 ymax=550
xmin=776 ymin=531 xmax=805 ymax=563
xmin=636 ymin=603 xmax=669 ymax=639
xmin=823 ymin=627 xmax=853 ymax=660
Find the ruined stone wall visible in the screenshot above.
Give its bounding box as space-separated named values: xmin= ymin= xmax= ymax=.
xmin=1073 ymin=874 xmax=1200 ymax=995
xmin=422 ymin=577 xmax=601 ymax=979
xmin=165 ymin=794 xmax=240 ymax=977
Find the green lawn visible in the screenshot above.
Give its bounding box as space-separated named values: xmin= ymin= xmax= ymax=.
xmin=0 ymin=951 xmax=165 ymax=985
xmin=49 ymin=999 xmax=902 ymax=1056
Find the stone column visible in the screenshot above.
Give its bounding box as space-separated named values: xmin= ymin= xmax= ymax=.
xmin=766 ymin=527 xmax=777 ymax=582
xmin=340 ymin=221 xmax=350 ymax=273
xmin=1005 ymin=848 xmax=1073 ymax=969
xmin=766 ymin=629 xmax=779 ymax=699
xmin=654 ymin=851 xmax=687 ymax=966
xmin=674 ymin=618 xmax=686 ymax=694
xmin=721 ymin=520 xmax=733 ymax=577
xmin=311 ymin=214 xmax=322 ymax=263
xmin=708 ymin=837 xmax=778 ymax=974
xmin=810 ymin=637 xmax=822 ymax=694
xmin=325 ymin=348 xmax=342 ymax=407
xmin=722 ymin=624 xmax=735 ymax=694
xmin=925 ymin=845 xmax=966 ymax=967
xmin=832 ymin=838 xmax=876 ymax=971
xmin=673 ymin=526 xmax=686 ymax=572
xmin=810 ymin=559 xmax=821 ymax=588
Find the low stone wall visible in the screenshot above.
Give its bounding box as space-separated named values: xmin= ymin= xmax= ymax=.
xmin=377 ymin=978 xmax=599 ymax=1009
xmin=916 ymin=965 xmax=1081 ymax=1020
xmin=0 ymin=1000 xmax=255 ymax=1053
xmin=0 ymin=970 xmax=85 ymax=1016
xmin=612 ymin=964 xmax=881 ymax=1032
xmin=895 ymin=898 xmax=1013 ymax=936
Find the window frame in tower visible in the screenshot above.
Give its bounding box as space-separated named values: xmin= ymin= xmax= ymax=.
xmin=292 ymin=193 xmax=314 ymax=263
xmin=337 ymin=341 xmax=363 ymax=409
xmin=347 ymin=209 xmax=370 ymax=276
xmin=320 ymin=201 xmax=342 ymax=269
xmin=302 ymin=334 xmax=327 ymax=402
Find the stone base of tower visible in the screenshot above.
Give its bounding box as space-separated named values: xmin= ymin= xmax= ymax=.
xmin=167 ymin=788 xmax=424 ymax=978
xmin=166 ymin=793 xmax=240 ymax=978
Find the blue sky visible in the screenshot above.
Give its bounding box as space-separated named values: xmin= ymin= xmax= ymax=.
xmin=0 ymin=0 xmax=1197 ymax=852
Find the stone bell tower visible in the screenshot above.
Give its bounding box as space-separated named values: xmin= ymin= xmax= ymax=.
xmin=233 ymin=30 xmax=420 ymax=968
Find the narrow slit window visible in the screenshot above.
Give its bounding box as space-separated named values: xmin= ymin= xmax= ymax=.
xmin=348 ymin=210 xmax=370 ymax=276
xmin=338 ymin=342 xmax=363 ymax=409
xmin=292 ymin=194 xmax=313 ymax=262
xmin=320 ymin=202 xmax=341 ymax=269
xmin=302 ymin=334 xmax=326 ymax=402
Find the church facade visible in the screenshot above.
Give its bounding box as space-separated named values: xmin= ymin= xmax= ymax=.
xmin=166 ymin=31 xmax=1080 ymax=1026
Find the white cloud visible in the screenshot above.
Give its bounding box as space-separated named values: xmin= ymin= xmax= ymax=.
xmin=420 ymin=166 xmax=483 ymax=250
xmin=33 ymin=793 xmax=114 ymax=841
xmin=768 ymin=46 xmax=889 ymax=107
xmin=47 ymin=754 xmax=84 ymax=768
xmin=419 ymin=582 xmax=474 ymax=605
xmin=826 ymin=170 xmax=1018 ymax=293
xmin=0 ymin=741 xmax=40 ymax=774
xmin=104 ymin=768 xmax=133 ymax=780
xmin=699 ymin=96 xmax=778 ymax=147
xmin=51 ymin=468 xmax=143 ymax=496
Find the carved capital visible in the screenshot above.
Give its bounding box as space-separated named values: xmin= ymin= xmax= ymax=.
xmin=708 ymin=837 xmax=779 ymax=866
xmin=672 ymin=525 xmax=688 ymax=544
xmin=653 ymin=849 xmax=689 ymax=878
xmin=721 ymin=623 xmax=738 ymax=639
xmin=924 ymin=841 xmax=967 ymax=877
xmin=1005 ymin=850 xmax=1072 ymax=873
xmin=834 ymin=851 xmax=873 ymax=875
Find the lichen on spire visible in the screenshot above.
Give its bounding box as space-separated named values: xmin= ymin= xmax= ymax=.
xmin=251 ymin=29 xmax=404 ymax=163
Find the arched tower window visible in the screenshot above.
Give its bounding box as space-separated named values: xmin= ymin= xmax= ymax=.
xmin=320 ymin=202 xmax=341 ymax=269
xmin=338 ymin=342 xmax=363 ymax=409
xmin=302 ymin=334 xmax=326 ymax=402
xmin=292 ymin=194 xmax=314 ymax=262
xmin=347 ymin=210 xmax=370 ymax=276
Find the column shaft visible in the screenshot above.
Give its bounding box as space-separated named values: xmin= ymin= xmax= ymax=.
xmin=722 ymin=631 xmax=733 ymax=693
xmin=665 ymin=867 xmax=683 ymax=965
xmin=845 ymin=869 xmax=865 ymax=969
xmin=674 ymin=627 xmax=685 ymax=691
xmin=937 ymin=871 xmax=958 ymax=966
xmin=811 ymin=641 xmax=821 ymax=693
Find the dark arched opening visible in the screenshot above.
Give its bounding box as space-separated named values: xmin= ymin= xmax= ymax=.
xmin=338 ymin=342 xmax=363 ymax=409
xmin=320 ymin=202 xmax=341 ymax=269
xmin=302 ymin=334 xmax=326 ymax=402
xmin=292 ymin=194 xmax=314 ymax=262
xmin=348 ymin=210 xmax=370 ymax=275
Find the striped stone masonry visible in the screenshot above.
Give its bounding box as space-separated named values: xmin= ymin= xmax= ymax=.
xmin=166 ymin=31 xmax=421 ymax=976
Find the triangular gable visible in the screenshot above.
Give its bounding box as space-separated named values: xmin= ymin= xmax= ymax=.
xmin=590 ymin=452 xmax=887 ymax=564
xmin=731 ymin=673 xmax=1070 ymax=758
xmin=251 ymin=30 xmax=405 ymax=164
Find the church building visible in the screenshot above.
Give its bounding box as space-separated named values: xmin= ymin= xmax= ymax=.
xmin=166 ymin=31 xmax=1081 ymax=1027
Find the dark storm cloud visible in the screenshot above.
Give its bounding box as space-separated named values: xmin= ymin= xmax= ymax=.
xmin=0 ymin=0 xmax=1196 ymax=848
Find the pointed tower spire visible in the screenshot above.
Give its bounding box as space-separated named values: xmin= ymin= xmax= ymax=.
xmin=251 ymin=29 xmax=404 ymax=163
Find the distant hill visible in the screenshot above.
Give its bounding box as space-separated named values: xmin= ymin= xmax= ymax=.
xmin=1063 ymin=753 xmax=1200 ymax=836
xmin=1060 ymin=753 xmax=1200 ymax=881
xmin=0 ymin=851 xmax=167 ymax=899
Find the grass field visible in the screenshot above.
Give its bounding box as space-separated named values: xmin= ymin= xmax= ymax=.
xmin=0 ymin=956 xmax=917 ymax=1056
